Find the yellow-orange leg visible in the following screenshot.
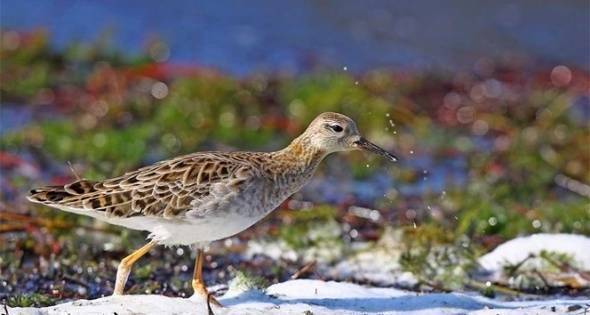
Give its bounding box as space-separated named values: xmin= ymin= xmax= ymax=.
xmin=113 ymin=240 xmax=157 ymax=295
xmin=192 ymin=249 xmax=222 ymax=307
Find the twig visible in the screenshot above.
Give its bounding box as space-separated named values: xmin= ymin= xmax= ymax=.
xmin=554 ymin=173 xmax=590 ymax=198
xmin=290 ymin=260 xmax=317 ymax=280
xmin=67 ymin=161 xmax=81 ymax=181
xmin=466 ymin=280 xmax=533 ymax=297
xmin=505 ymin=254 xmax=534 ymax=277
xmin=540 ymin=251 xmax=580 ymax=274
xmin=531 ymin=269 xmax=550 ymax=290
xmin=540 ymin=251 xmax=590 ymax=282
xmin=63 ymin=274 xmax=90 ymax=289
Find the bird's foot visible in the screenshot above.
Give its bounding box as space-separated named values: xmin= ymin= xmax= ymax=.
xmin=193 ymin=280 xmax=223 ymax=308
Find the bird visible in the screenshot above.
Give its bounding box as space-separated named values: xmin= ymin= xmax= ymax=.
xmin=27 ymin=112 xmax=398 ymax=307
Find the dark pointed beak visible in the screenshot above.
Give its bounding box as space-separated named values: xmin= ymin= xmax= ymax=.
xmin=354 ymin=137 xmax=398 ymax=163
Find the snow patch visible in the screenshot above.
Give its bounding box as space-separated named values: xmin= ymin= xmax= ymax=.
xmin=329 ymin=243 xmax=417 ymax=287
xmin=10 ymin=279 xmax=589 ymax=315
xmin=478 ymin=233 xmax=590 ymax=273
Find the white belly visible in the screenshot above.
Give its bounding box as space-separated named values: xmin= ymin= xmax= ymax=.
xmin=54 ymin=205 xmax=270 ymax=246
xmin=142 ymin=213 xmax=268 ymax=246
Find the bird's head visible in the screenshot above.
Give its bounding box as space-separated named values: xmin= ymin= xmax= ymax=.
xmin=303 ymin=112 xmax=398 ymax=162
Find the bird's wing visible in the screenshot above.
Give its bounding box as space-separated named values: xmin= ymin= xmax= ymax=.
xmin=28 ymin=152 xmax=258 ymax=219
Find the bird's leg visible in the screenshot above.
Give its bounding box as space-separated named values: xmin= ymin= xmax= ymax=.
xmin=113 ymin=240 xmax=157 ymax=295
xmin=192 ymin=249 xmax=222 ymax=307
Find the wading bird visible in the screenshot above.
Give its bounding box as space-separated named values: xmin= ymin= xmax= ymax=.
xmin=28 ymin=112 xmax=398 ymax=307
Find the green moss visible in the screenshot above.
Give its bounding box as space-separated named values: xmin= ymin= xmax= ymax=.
xmin=278 ymin=206 xmax=338 ymax=250
xmin=277 ymin=206 xmax=345 ymax=262
xmin=399 ymin=225 xmax=481 ymax=291
xmin=229 ymin=270 xmax=270 ymax=291
xmin=6 ymin=293 xmax=57 ymax=308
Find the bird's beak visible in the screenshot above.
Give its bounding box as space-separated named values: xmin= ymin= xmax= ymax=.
xmin=354 ymin=137 xmax=398 ymax=163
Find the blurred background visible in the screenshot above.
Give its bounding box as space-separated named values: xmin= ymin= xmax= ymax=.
xmin=1 ymin=0 xmax=589 ymax=307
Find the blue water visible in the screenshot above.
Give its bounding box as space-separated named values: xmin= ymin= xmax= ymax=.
xmin=0 ymin=105 xmax=32 ymax=134
xmin=2 ymin=0 xmax=589 ymax=74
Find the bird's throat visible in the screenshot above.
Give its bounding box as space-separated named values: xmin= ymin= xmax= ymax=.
xmin=274 ymin=135 xmax=327 ymax=174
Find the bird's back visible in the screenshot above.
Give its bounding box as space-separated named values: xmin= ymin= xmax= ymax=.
xmin=28 ymin=151 xmax=269 ymax=220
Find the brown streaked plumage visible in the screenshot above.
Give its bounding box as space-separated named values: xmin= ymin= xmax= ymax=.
xmin=31 ymin=152 xmax=261 ymax=219
xmin=27 ymin=112 xmax=398 ymax=308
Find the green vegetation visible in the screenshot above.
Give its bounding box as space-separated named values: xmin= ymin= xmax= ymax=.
xmin=229 ymin=270 xmax=270 ymax=291
xmin=6 ymin=293 xmax=57 ymax=308
xmin=399 ymin=225 xmax=481 ymax=291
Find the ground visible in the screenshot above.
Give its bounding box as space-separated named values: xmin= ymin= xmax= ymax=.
xmin=10 ymin=279 xmax=590 ymax=315
xmin=9 ymin=234 xmax=590 ymax=315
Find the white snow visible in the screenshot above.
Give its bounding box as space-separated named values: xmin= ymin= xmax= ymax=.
xmin=329 ymin=241 xmax=417 ymax=287
xmin=10 ymin=279 xmax=589 ymax=315
xmin=478 ymin=233 xmax=590 ymax=275
xmin=10 ymin=233 xmax=590 ymax=315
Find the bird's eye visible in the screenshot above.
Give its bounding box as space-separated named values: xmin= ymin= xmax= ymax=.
xmin=329 ymin=124 xmax=344 ymax=132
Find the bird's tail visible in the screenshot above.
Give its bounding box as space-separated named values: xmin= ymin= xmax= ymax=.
xmin=27 ymin=180 xmax=97 ymax=208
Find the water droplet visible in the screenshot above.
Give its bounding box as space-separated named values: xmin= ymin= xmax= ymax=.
xmin=77 ymin=286 xmax=87 ymax=295
xmin=343 ymin=66 xmax=348 ymax=71
xmin=104 ymin=242 xmax=114 ymax=251
xmin=488 ymin=217 xmax=498 ymax=226
xmin=151 ymin=81 xmax=169 ymax=99
xmin=551 ymin=65 xmax=572 ymax=87
xmin=369 ymin=210 xmax=381 ymax=221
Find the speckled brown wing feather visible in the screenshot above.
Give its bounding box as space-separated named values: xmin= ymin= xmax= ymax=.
xmin=28 ymin=153 xmax=256 ymax=219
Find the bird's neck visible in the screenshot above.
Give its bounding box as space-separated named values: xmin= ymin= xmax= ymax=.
xmin=272 ymin=134 xmax=327 ymax=173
